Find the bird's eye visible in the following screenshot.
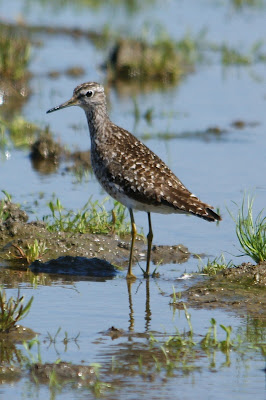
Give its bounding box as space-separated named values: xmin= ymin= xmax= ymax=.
xmin=86 ymin=90 xmax=93 ymax=98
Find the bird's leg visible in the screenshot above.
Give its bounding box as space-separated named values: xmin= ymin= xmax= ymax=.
xmin=127 ymin=208 xmax=137 ymax=279
xmin=145 ymin=212 xmax=153 ymax=277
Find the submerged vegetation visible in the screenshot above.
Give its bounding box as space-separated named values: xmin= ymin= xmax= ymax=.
xmin=0 ymin=308 xmax=261 ymax=395
xmin=108 ymin=307 xmax=262 ymax=382
xmin=44 ymin=197 xmax=131 ymax=236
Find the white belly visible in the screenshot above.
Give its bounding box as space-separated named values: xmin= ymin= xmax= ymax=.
xmin=98 ymin=179 xmax=186 ymax=215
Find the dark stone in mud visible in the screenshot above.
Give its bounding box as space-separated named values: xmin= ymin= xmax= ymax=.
xmin=30 ymin=256 xmax=118 ymax=278
xmin=30 ymin=362 xmax=96 ymax=384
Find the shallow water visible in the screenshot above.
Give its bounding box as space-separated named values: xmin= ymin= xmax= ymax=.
xmin=0 ymin=0 xmax=266 ymax=399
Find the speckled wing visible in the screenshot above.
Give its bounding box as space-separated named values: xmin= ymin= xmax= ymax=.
xmin=101 ymin=125 xmax=220 ymax=221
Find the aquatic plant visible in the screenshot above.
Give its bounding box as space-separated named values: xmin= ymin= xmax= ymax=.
xmin=0 ymin=289 xmax=33 ymax=333
xmin=1 ymin=116 xmax=48 ymax=149
xmin=9 ymin=239 xmax=48 ymax=264
xmin=0 ymin=201 xmax=9 ymax=223
xmin=90 ymin=363 xmax=112 ymax=396
xmin=198 ymin=254 xmax=233 ymax=276
xmin=44 ymin=197 xmax=131 ymax=236
xmin=107 ymin=28 xmax=206 ymax=83
xmin=211 ymin=40 xmax=266 ymax=66
xmin=145 ymin=313 xmax=237 ymax=376
xmin=0 ymin=24 xmax=31 ymax=81
xmin=0 ymin=190 xmax=12 ymax=222
xmin=200 ymin=318 xmax=234 ymax=351
xmin=23 ymin=339 xmax=112 ymax=395
xmin=23 ymin=337 xmax=42 ymax=365
xmin=46 ymin=327 xmax=80 ymax=350
xmin=229 ymin=196 xmax=266 ymax=263
xmin=169 ymin=286 xmax=182 ymax=305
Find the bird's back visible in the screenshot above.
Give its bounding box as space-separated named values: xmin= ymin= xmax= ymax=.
xmin=90 ymin=120 xmax=220 ymax=222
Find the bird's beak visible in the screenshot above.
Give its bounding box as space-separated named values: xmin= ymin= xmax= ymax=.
xmin=46 ymin=96 xmax=78 ymax=114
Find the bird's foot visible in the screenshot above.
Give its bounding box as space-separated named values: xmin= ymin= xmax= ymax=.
xmin=126 ymin=272 xmax=137 ymax=280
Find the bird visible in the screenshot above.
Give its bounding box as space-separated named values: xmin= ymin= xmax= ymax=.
xmin=47 ymin=82 xmax=221 ymax=279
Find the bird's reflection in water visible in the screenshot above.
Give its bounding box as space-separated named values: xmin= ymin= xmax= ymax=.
xmin=127 ymin=278 xmax=152 ymax=333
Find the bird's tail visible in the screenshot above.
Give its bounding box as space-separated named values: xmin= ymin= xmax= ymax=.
xmin=202 ymin=207 xmax=222 ymax=222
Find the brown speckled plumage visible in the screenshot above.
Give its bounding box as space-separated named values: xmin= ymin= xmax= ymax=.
xmin=47 ymin=82 xmax=221 ymax=278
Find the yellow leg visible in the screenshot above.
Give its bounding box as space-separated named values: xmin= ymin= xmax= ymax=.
xmin=145 ymin=212 xmax=153 ymax=276
xmin=127 ymin=208 xmax=137 ymax=279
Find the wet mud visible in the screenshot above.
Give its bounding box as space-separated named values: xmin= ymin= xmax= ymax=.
xmin=0 ymin=360 xmax=97 ymax=387
xmin=0 ymin=202 xmax=190 ymax=277
xmin=30 ymin=362 xmax=97 ymax=386
xmin=175 ymin=262 xmax=266 ymax=319
xmin=0 ymin=325 xmax=36 ymax=342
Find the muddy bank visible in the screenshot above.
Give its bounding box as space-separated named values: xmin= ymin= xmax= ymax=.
xmin=175 ymin=262 xmax=266 ymax=318
xmin=0 ymin=202 xmax=190 ymax=276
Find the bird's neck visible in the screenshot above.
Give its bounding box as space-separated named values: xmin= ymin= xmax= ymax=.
xmin=85 ymin=104 xmax=110 ymax=142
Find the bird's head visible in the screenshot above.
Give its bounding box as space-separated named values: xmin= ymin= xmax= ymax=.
xmin=46 ymin=82 xmax=106 ymax=114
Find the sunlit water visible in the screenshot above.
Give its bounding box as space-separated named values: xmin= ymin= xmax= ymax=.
xmin=0 ymin=0 xmax=265 ymax=399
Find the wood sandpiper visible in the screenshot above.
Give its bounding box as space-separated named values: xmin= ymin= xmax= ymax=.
xmin=47 ymin=82 xmax=221 ymax=279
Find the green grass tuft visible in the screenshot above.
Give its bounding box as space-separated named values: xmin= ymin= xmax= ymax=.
xmin=0 ymin=24 xmax=30 ymax=81
xmin=44 ymin=197 xmax=131 ymax=236
xmin=198 ymin=254 xmax=233 ymax=276
xmin=9 ymin=239 xmax=48 ymax=265
xmin=0 ymin=288 xmax=33 ymax=333
xmin=229 ymin=196 xmax=266 ymax=263
xmin=0 ymin=190 xmax=12 ymax=222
